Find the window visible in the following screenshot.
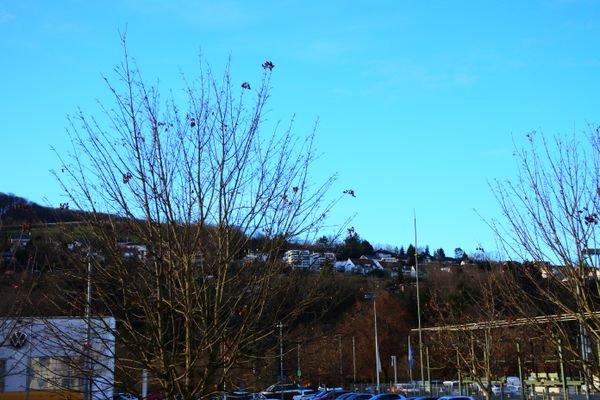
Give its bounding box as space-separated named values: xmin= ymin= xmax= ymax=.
xmin=0 ymin=359 xmax=5 ymax=392
xmin=29 ymin=356 xmax=83 ymax=391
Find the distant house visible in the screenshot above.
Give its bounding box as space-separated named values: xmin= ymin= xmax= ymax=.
xmin=346 ymin=258 xmax=384 ymax=275
xmin=312 ymin=252 xmax=336 ymax=268
xmin=359 ymin=255 xmax=384 ymax=268
xmin=284 ymin=250 xmax=336 ymax=270
xmin=335 ymin=260 xmax=352 ymax=272
xmin=375 ymin=250 xmax=398 ymax=262
xmin=242 ymin=251 xmax=268 ymax=265
xmin=117 ymin=242 xmax=147 ymax=260
xmin=379 ymin=260 xmax=403 ymax=277
xmin=538 ymin=263 xmax=564 ymax=280
xmin=409 ymin=265 xmax=426 ymax=278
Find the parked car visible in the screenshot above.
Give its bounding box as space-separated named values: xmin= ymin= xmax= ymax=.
xmin=344 ymin=394 xmax=374 ymax=400
xmin=228 ymin=391 xmax=264 ymax=400
xmin=293 ymin=389 xmax=320 ymax=400
xmin=471 ymin=382 xmax=499 ymax=396
xmin=503 ymin=385 xmax=521 ymax=396
xmin=408 ymin=397 xmax=438 ymax=400
xmin=491 ymin=385 xmax=501 ymax=395
xmin=437 ymin=396 xmax=475 ymax=400
xmin=315 ymin=390 xmax=352 ymax=400
xmin=332 ymin=391 xmax=352 ymax=399
xmin=506 ymin=377 xmax=521 ymax=387
xmin=371 ymin=394 xmax=406 ymax=400
xmin=300 ymin=391 xmax=329 ymax=400
xmin=392 ymin=383 xmax=419 ymax=396
xmin=261 ymin=384 xmax=301 ymax=400
xmin=114 ymin=393 xmax=139 ymax=400
xmin=336 ymin=393 xmax=357 ymax=400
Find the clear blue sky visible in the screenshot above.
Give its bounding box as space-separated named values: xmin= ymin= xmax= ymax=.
xmin=2 ymin=0 xmax=599 ymax=258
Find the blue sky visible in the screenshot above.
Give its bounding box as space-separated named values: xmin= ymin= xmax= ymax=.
xmin=1 ymin=0 xmax=599 ymax=257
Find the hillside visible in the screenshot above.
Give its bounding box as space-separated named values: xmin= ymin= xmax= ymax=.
xmin=0 ymin=192 xmax=83 ymax=227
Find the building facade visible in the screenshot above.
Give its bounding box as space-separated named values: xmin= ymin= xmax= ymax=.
xmin=0 ymin=317 xmax=115 ymax=400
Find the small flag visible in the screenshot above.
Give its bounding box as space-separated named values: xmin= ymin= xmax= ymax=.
xmin=408 ymin=336 xmax=414 ymax=370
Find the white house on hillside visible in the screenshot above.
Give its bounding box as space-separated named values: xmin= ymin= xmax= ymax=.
xmin=284 ymin=249 xmax=312 ymax=269
xmin=338 ymin=258 xmax=385 ymax=274
xmin=284 ymin=250 xmax=336 ymax=270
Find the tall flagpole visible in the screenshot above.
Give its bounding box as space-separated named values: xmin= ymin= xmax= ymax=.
xmin=365 ymin=292 xmax=381 ymax=393
xmin=373 ymin=296 xmax=381 ymax=393
xmin=414 ymin=211 xmax=425 ymax=389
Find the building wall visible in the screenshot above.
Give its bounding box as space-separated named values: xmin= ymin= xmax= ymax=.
xmin=0 ymin=317 xmax=115 ymax=400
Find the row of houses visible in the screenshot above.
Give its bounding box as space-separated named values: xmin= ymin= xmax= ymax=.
xmin=283 ymin=249 xmax=425 ymax=277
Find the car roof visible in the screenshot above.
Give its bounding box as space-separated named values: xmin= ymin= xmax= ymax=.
xmin=438 ymin=397 xmax=473 ymax=400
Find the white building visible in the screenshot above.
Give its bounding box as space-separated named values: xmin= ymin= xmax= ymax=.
xmin=311 ymin=252 xmax=336 ymax=269
xmin=284 ymin=250 xmax=312 ymax=269
xmin=0 ymin=317 xmax=115 ymax=400
xmin=284 ymin=250 xmax=337 ymax=270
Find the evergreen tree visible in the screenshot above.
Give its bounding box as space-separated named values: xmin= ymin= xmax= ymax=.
xmin=398 ymin=246 xmax=406 ymax=259
xmin=454 ymin=247 xmax=468 ymax=260
xmin=434 ymin=247 xmax=446 ymax=261
xmin=360 ymin=239 xmax=374 ymax=256
xmin=424 ymin=245 xmax=431 ymax=257
xmin=406 ymin=244 xmax=416 ymax=266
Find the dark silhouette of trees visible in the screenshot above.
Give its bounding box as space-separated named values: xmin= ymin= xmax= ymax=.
xmin=454 ymin=247 xmax=467 ymax=260
xmin=434 ymin=248 xmax=446 ymax=261
xmin=406 ymin=244 xmax=416 ymax=266
xmin=338 ymin=232 xmax=374 ymax=259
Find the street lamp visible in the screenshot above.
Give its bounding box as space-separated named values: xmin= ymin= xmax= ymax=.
xmin=85 ymin=252 xmax=94 ymax=400
xmin=277 ymin=322 xmax=284 ymax=387
xmin=337 ymin=335 xmax=343 ymax=387
xmin=364 ymin=292 xmax=380 ymax=393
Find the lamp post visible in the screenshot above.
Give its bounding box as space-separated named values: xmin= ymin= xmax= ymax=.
xmin=391 ymin=355 xmax=398 ymax=386
xmin=278 ymin=322 xmax=284 ymax=386
xmin=337 ymin=335 xmax=343 ymax=387
xmin=297 ymin=343 xmax=302 ymax=386
xmin=364 ymin=292 xmax=380 ymax=393
xmin=352 ymin=336 xmax=356 ymax=388
xmin=85 ymin=252 xmax=93 ymax=400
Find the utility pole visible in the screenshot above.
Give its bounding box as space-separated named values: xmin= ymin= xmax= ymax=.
xmin=297 ymin=343 xmax=302 ymax=386
xmin=85 ymin=253 xmax=93 ymax=400
xmin=278 ymin=321 xmax=284 ymax=400
xmin=338 ymin=335 xmax=343 ymax=387
xmin=365 ymin=293 xmax=380 ymax=393
xmin=391 ymin=355 xmax=398 ymax=386
xmin=352 ymin=336 xmax=356 ymax=387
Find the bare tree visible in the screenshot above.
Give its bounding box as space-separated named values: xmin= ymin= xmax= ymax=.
xmin=53 ymin=38 xmax=338 ymax=399
xmin=490 ymin=129 xmax=600 ymax=390
xmin=425 ymin=266 xmax=521 ymax=400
